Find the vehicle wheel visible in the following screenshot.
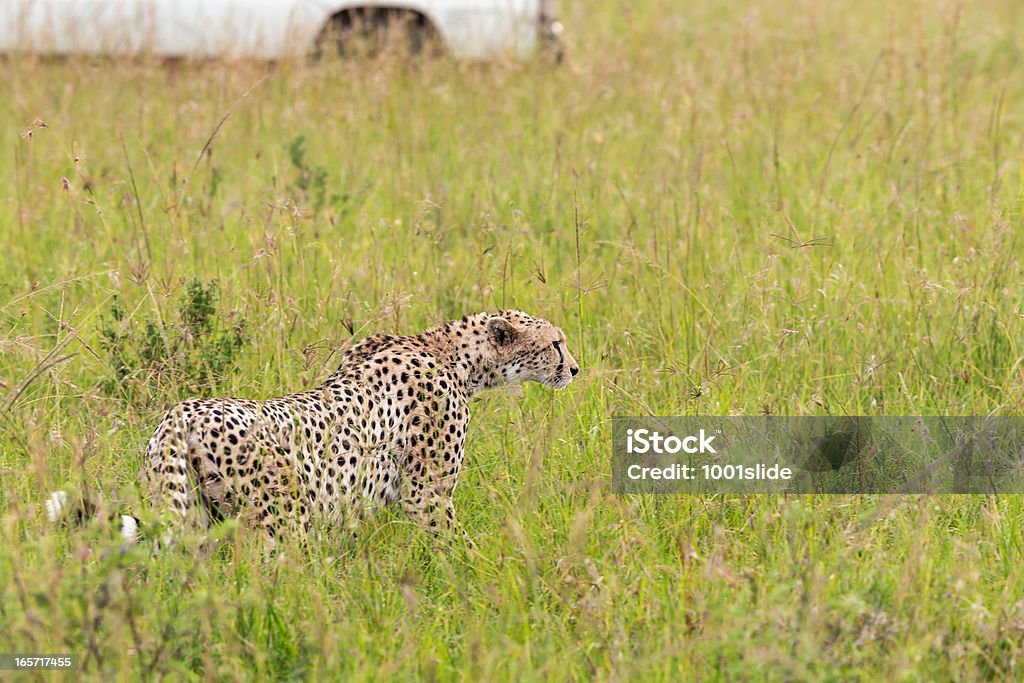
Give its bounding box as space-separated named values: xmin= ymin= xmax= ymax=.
xmin=314 ymin=9 xmax=443 ymax=60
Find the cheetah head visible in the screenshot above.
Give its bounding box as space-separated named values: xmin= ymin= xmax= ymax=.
xmin=486 ymin=311 xmax=580 ymax=390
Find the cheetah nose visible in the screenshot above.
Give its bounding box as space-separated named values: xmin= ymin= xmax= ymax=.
xmin=570 ymin=366 xmax=579 ymax=377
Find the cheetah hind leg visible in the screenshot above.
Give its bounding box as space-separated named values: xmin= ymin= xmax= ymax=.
xmin=143 ymin=435 xmax=227 ymax=552
xmin=247 ymin=452 xmax=311 ymax=548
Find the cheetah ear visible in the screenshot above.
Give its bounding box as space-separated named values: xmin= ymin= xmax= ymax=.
xmin=487 ymin=317 xmax=517 ymax=346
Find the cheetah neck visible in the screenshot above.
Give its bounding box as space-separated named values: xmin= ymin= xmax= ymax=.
xmin=421 ymin=313 xmax=505 ymax=396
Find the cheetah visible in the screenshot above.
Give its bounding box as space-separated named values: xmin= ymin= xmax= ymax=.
xmin=51 ymin=311 xmax=578 ymax=544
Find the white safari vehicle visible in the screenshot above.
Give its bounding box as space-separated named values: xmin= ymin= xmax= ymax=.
xmin=0 ymin=0 xmax=563 ymax=60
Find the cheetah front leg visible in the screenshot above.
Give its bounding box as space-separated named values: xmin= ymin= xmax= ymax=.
xmin=398 ymin=429 xmax=474 ymax=546
xmin=399 ymin=478 xmax=457 ymax=530
xmin=399 ymin=480 xmax=476 ymax=550
xmin=392 ymin=379 xmax=475 ymax=546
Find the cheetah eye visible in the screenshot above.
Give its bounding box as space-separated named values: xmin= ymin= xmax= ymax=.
xmin=552 ymin=341 xmax=561 ymax=349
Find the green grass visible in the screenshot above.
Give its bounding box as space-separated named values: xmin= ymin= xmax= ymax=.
xmin=3 ymin=0 xmax=1024 ymax=679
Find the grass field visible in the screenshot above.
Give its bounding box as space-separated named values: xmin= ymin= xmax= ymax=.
xmin=3 ymin=0 xmax=1024 ymax=679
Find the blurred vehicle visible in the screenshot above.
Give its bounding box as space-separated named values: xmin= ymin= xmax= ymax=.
xmin=0 ymin=0 xmax=563 ymax=60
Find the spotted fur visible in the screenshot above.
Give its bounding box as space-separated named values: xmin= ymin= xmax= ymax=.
xmin=144 ymin=310 xmax=578 ymax=542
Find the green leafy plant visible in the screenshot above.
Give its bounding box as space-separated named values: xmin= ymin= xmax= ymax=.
xmin=287 ymin=134 xmax=330 ymax=212
xmin=99 ymin=279 xmax=245 ymax=401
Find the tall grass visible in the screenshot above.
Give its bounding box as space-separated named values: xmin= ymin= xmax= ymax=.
xmin=2 ymin=0 xmax=1024 ymax=679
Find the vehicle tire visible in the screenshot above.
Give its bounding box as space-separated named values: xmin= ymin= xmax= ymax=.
xmin=314 ymin=9 xmax=443 ymax=60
